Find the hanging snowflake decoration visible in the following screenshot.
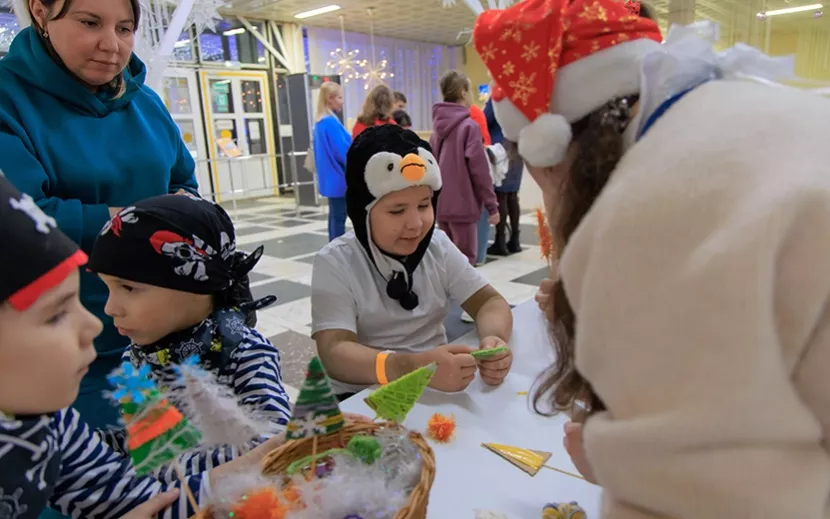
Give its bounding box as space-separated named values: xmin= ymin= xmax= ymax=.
xmin=189 ymin=0 xmax=226 ymax=35
xmin=359 ymin=8 xmax=395 ymax=91
xmin=327 ymin=15 xmax=362 ymax=83
xmin=326 ymin=47 xmax=362 ymax=83
xmin=358 ymin=55 xmax=395 ymax=91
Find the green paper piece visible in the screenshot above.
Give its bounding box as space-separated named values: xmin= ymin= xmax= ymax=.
xmin=347 ymin=435 xmax=381 ymax=464
xmin=470 ymin=345 xmax=509 ymax=359
xmin=286 ymin=357 xmax=345 ymax=440
xmin=122 ymin=391 xmax=202 ymax=475
xmin=364 ymin=362 xmax=437 ymax=422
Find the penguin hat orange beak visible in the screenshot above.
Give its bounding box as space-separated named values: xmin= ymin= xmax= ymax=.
xmin=399 ymin=153 xmax=427 ymax=182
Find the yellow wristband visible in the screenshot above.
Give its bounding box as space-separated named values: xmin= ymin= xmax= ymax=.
xmin=375 ymin=352 xmax=390 ymax=385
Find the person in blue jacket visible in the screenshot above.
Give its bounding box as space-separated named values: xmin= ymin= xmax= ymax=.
xmin=313 ymin=81 xmax=352 ymax=241
xmin=484 ymin=98 xmax=524 ymax=255
xmin=0 ymin=0 xmax=198 ymax=437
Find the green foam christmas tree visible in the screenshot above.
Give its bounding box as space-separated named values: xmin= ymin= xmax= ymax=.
xmin=108 ymin=361 xmax=202 ymax=475
xmin=364 ymin=362 xmax=437 ymax=422
xmin=122 ymin=390 xmax=203 ymax=475
xmin=286 ymin=357 xmax=345 ymax=440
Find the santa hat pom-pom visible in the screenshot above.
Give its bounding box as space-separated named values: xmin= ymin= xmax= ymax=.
xmin=518 ymin=113 xmax=572 ymax=168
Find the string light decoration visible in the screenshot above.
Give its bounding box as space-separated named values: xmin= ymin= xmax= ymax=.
xmin=357 ymin=7 xmax=395 ymax=91
xmin=326 ymin=15 xmax=361 ymax=83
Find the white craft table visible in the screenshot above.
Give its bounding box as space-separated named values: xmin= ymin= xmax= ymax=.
xmin=340 ymin=300 xmax=603 ymax=518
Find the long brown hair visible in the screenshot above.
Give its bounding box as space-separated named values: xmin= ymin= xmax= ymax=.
xmin=531 ymin=95 xmax=639 ymax=421
xmin=439 ymin=69 xmax=470 ymax=104
xmin=28 ymin=0 xmax=141 ymax=97
xmin=357 ymin=84 xmax=394 ymax=126
xmin=531 ymin=1 xmax=657 ymax=422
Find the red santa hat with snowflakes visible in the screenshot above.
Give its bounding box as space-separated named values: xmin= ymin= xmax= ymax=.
xmin=474 ymin=0 xmax=662 ymax=167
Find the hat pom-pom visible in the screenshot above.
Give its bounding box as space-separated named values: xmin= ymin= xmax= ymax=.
xmin=518 ymin=113 xmax=572 ymax=168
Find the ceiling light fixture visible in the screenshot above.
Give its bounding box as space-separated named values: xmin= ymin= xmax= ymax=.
xmin=295 ymin=5 xmax=342 ymax=19
xmin=758 ymin=3 xmax=822 ymax=17
xmin=222 ymin=28 xmax=246 ymax=36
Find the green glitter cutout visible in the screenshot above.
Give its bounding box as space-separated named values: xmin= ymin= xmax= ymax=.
xmin=364 ymin=362 xmax=437 ymax=422
xmin=470 ymin=345 xmax=509 ymax=359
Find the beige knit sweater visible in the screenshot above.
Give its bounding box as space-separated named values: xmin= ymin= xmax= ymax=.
xmin=560 ymin=80 xmax=830 ymax=518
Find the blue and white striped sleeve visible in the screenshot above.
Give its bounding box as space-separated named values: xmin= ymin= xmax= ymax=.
xmin=50 ymin=409 xmax=207 ymax=519
xmin=231 ymin=329 xmax=292 ymax=432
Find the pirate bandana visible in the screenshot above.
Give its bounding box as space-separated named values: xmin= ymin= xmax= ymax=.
xmin=87 ymin=195 xmax=264 ymax=301
xmin=0 ymin=171 xmax=87 ymax=311
xmin=345 ymin=125 xmax=442 ymax=310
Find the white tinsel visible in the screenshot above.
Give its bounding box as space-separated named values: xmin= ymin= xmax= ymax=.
xmin=174 ymin=361 xmax=276 ymax=449
xmin=474 ymin=512 xmax=509 ymax=519
xmin=287 ymin=453 xmax=409 ymax=519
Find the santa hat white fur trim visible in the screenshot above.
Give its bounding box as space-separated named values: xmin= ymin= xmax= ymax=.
xmin=518 ymin=113 xmax=572 ymax=168
xmin=551 ymin=39 xmax=662 ymax=122
xmin=492 ymin=38 xmax=662 ymax=167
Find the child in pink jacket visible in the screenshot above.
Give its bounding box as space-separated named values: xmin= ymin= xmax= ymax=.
xmin=430 ymin=70 xmax=498 ymax=265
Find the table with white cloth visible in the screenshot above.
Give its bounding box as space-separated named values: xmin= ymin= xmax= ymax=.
xmin=340 ymin=300 xmax=603 ymax=519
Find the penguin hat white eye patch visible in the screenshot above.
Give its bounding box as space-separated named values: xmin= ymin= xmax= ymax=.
xmin=364 ymin=148 xmax=442 ymax=203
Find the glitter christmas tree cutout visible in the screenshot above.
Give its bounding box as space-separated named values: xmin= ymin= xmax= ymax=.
xmin=286 ymin=357 xmax=345 ymax=440
xmin=364 ymin=363 xmax=437 ymax=422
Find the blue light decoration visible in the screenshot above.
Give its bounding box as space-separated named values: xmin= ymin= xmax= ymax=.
xmin=107 ymin=362 xmax=156 ymax=405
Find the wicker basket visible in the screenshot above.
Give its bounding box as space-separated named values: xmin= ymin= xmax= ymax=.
xmin=194 ymin=422 xmax=435 ymax=519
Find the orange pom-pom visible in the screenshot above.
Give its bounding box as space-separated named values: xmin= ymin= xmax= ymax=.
xmin=427 ymin=413 xmax=456 ymax=443
xmin=230 ymin=488 xmax=290 ymax=519
xmin=536 ymin=208 xmax=553 ymax=262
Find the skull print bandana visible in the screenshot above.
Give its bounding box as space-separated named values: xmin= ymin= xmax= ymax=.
xmin=0 ymin=412 xmax=61 ymax=519
xmin=87 ymin=195 xmax=265 ymax=300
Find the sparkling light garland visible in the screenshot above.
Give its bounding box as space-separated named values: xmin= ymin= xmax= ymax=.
xmin=358 ymin=8 xmax=394 ymax=91
xmin=326 ymin=15 xmax=361 ymax=83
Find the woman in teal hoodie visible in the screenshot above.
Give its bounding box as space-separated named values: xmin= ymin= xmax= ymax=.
xmin=0 ymin=0 xmax=198 ymax=431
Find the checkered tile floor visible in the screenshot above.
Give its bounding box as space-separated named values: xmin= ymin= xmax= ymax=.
xmin=223 ymin=197 xmax=551 ymax=394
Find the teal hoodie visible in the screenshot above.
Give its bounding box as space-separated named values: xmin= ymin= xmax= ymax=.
xmin=0 ymin=28 xmax=198 ymax=425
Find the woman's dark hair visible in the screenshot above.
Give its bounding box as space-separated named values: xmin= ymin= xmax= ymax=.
xmin=392 ymin=110 xmax=412 ymax=128
xmin=638 ymin=3 xmax=656 ymax=21
xmin=28 ymin=0 xmax=141 ymax=97
xmin=531 ymin=94 xmax=639 ymax=421
xmin=357 ymin=85 xmax=395 ymax=126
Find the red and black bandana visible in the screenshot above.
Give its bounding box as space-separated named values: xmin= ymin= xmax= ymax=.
xmin=0 ymin=171 xmax=87 ymax=311
xmin=87 ymin=195 xmax=263 ymax=298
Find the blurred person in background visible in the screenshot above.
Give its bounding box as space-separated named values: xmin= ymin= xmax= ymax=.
xmin=352 ymin=84 xmax=397 ymax=139
xmin=313 ymin=81 xmax=351 ymax=241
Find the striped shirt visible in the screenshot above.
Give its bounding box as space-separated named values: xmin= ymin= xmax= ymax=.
xmin=0 ymin=408 xmax=207 ymax=519
xmin=106 ymin=327 xmax=291 ymax=472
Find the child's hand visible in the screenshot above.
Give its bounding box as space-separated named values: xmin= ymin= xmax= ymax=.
xmin=476 ymin=336 xmax=512 ymax=386
xmin=423 ymin=344 xmax=478 ymax=393
xmin=119 ymin=489 xmax=180 ymax=518
xmin=535 ymin=278 xmax=555 ymax=312
xmin=563 ymin=422 xmax=597 ymax=484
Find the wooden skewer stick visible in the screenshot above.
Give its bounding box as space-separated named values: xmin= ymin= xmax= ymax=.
xmin=174 ymin=461 xmax=200 ymax=512
xmin=541 ymin=464 xmax=586 ymax=481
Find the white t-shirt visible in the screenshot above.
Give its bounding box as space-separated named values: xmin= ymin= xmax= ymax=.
xmin=311 ymin=229 xmax=489 ymax=394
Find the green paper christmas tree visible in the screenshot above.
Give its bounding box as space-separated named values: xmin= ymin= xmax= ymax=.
xmin=364 ymin=362 xmax=437 ymax=422
xmin=286 ymin=357 xmax=345 ymax=440
xmin=122 ymin=389 xmax=203 ymax=475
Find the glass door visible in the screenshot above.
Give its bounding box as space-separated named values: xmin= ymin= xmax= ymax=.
xmin=162 ymin=68 xmax=211 ymax=199
xmin=199 ymin=70 xmax=278 ymax=202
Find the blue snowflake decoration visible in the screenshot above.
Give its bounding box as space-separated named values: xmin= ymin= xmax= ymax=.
xmin=107 ymin=362 xmax=156 ymax=405
xmin=172 ymin=355 xmax=203 ymax=377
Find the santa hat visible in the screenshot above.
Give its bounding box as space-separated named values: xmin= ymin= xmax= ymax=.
xmin=473 ymin=0 xmax=662 ymax=167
